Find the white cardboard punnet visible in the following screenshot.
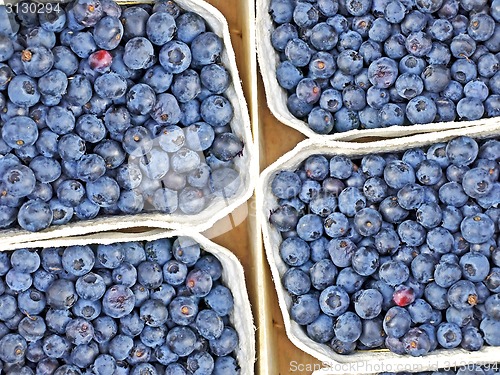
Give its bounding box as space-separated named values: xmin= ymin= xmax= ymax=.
xmin=258 ymin=123 xmax=500 ymax=375
xmin=5 ymin=229 xmax=256 ymax=374
xmin=255 ymin=0 xmax=499 ymax=140
xmin=0 ymin=0 xmax=256 ymax=248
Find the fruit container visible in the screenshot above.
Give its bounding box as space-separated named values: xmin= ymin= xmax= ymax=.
xmin=258 ymin=122 xmax=500 ymax=374
xmin=0 ymin=0 xmax=256 ymax=247
xmin=255 ymin=0 xmax=499 ymax=139
xmin=1 ymin=229 xmax=256 ymax=374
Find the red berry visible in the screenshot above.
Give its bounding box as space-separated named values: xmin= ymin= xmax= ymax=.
xmin=393 ymin=285 xmax=415 ymax=307
xmin=88 ymin=50 xmax=113 ymax=72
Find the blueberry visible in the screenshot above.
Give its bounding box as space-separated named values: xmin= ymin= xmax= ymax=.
xmin=127 ymin=339 xmax=153 ymax=365
xmin=293 ymin=2 xmax=319 ymax=29
xmin=150 ymin=187 xmax=177 ymax=213
xmin=271 ymin=206 xmax=300 ymax=234
xmin=287 ymin=93 xmax=314 ymax=119
xmin=457 ymin=97 xmax=484 ymax=120
xmin=296 ymin=78 xmax=321 ymax=105
xmin=407 ymin=298 xmax=433 ymax=323
xmin=485 ymin=95 xmax=500 ymax=117
xmin=309 ymin=191 xmax=337 ymax=218
xmin=0 ymin=62 xmax=14 ymax=91
xmin=0 ymin=333 xmax=27 ymax=363
xmin=74 ymin=198 xmax=100 ymax=220
xmin=460 ymin=326 xmax=484 ymax=351
xmin=414 ymin=159 xmax=442 ymax=186
xmin=384 ymin=160 xmax=416 ymax=189
xmin=406 ymin=95 xmax=437 ymax=124
xmin=164 ymin=363 xmax=188 ymax=375
xmin=342 ymin=85 xmax=366 ymax=112
xmin=378 ymin=260 xmax=410 ymax=287
xmin=158 ymin=40 xmax=192 ymax=75
xmin=295 ymin=214 xmax=323 ymax=241
xmin=478 ymin=53 xmax=499 ymax=79
xmin=169 ymin=148 xmax=200 ymax=176
xmin=93 ymin=72 xmax=127 ymax=101
xmin=384 ymin=33 xmax=407 ymax=59
xmin=436 ymin=322 xmax=462 ymax=349
xmin=459 ymin=252 xmax=490 ymax=282
xmin=306 ymin=107 xmax=334 ymax=134
xmin=46 ymin=278 xmax=78 ymax=310
xmin=368 ymin=57 xmax=398 ymax=88
xmin=355 ymin=289 xmax=384 ymax=320
xmin=119 ymin=4 xmax=149 ymax=38
xmin=410 ymin=253 xmax=436 ymax=284
xmin=0 ymin=294 xmax=18 ymax=321
xmin=75 ymin=273 xmax=106 ymax=302
xmin=100 ymin=285 xmax=134 ymax=320
xmin=461 ymin=213 xmax=495 ymax=244
xmin=35 ymin=129 xmax=59 ymax=157
xmin=290 ymin=293 xmax=321 ymax=325
xmin=319 ymin=285 xmax=350 ymax=317
xmin=0 ymin=34 xmax=13 ymax=64
xmin=191 ymin=32 xmax=223 ymax=67
xmin=401 ymin=327 xmax=431 ymax=356
xmin=75 ymin=154 xmax=106 ymax=183
xmin=480 ymin=317 xmax=498 ymax=345
xmin=123 ymin=37 xmax=154 ymax=70
xmin=152 ymin=93 xmax=182 ymax=125
xmin=304 ymin=259 xmax=335 ymax=292
xmin=61 ymin=245 xmax=94 ymax=277
xmin=166 ymin=326 xmax=197 ymax=357
xmin=353 ymin=208 xmax=382 ymax=237
xmin=200 ymin=95 xmax=234 ymax=127
xmin=271 ymin=171 xmax=302 ymax=200
xmin=183 ymin=268 xmax=212 ymax=298
xmin=285 ymin=38 xmax=312 ymax=67
xmin=275 ymin=62 xmax=302 ymax=92
xmin=170 ymin=12 xmax=203 ymax=45
xmin=309 ymin=24 xmax=338 ymax=53
xmin=384 ymin=0 xmax=406 ymax=23
xmin=18 ymin=199 xmax=53 ymax=232
xmin=84 ymin=177 xmax=120 ymax=211
xmin=448 ymin=280 xmax=479 ymax=310
xmin=451 ymin=59 xmax=477 ymax=86
xmin=2 ymin=165 xmax=37 ymax=201
xmin=144 ymin=11 xmax=176 ymax=46
xmin=20 ymin=46 xmax=54 ymax=77
xmin=139 ymin=148 xmax=170 ymax=180
xmin=359 ymin=317 xmax=386 ymax=348
xmin=383 ymin=306 xmax=412 ymax=338
xmin=279 ymin=236 xmax=311 ymax=268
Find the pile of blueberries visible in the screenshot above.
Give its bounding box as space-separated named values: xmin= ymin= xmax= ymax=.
xmin=269 ymin=136 xmax=500 ymax=356
xmin=0 ymin=237 xmax=240 ymax=374
xmin=0 ymin=0 xmax=244 ymax=232
xmin=269 ymin=0 xmax=500 ymax=134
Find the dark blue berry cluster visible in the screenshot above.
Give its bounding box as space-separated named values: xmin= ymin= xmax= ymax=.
xmin=380 ymin=365 xmax=500 ymax=375
xmin=269 ymin=0 xmax=500 ymax=134
xmin=0 ymin=237 xmax=240 ymax=374
xmin=269 ymin=136 xmax=500 ymax=356
xmin=0 ymin=0 xmax=244 ymax=232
